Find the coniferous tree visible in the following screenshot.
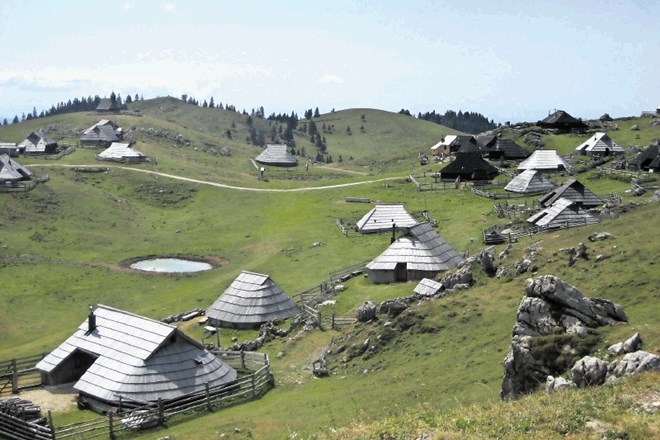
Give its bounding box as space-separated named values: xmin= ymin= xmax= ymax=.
xmin=2 ymin=118 xmax=7 ymax=125
xmin=314 ymin=107 xmax=320 ymax=117
xmin=12 ymin=115 xmax=19 ymax=124
xmin=209 ymin=97 xmax=215 ymax=108
xmin=125 ymin=94 xmax=133 ymax=104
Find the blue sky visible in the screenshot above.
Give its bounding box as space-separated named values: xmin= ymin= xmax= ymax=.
xmin=0 ymin=0 xmax=658 ymax=123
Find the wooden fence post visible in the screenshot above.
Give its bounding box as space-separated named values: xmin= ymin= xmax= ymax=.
xmin=240 ymin=351 xmax=246 ymax=370
xmin=205 ymin=382 xmax=211 ymax=412
xmin=108 ymin=411 xmax=115 ymax=440
xmin=158 ymin=398 xmax=164 ymax=425
xmin=251 ymin=374 xmax=257 ymax=398
xmin=331 ymin=313 xmax=336 ymax=330
xmin=48 ymin=410 xmax=56 ymax=440
xmin=11 ymin=359 xmax=17 ymax=394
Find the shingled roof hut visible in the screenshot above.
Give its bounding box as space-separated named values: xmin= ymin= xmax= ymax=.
xmin=96 ymin=142 xmax=146 ymax=163
xmin=80 ymin=120 xmax=122 ymax=147
xmin=96 ymin=97 xmax=121 ymax=113
xmin=356 ymin=203 xmax=418 ymax=234
xmin=504 ymin=169 xmax=555 ymax=194
xmin=17 ymin=130 xmax=58 ymax=155
xmin=517 ymin=150 xmax=571 ymax=172
xmin=487 ymin=138 xmax=531 ymax=160
xmin=0 ymin=154 xmax=33 ymax=186
xmin=366 ymin=222 xmax=463 ymax=284
xmin=537 ymin=110 xmax=587 ymax=131
xmin=575 ymin=132 xmax=624 ymax=156
xmin=538 ymin=178 xmax=603 ymax=208
xmin=255 ymin=144 xmax=298 ymax=167
xmin=439 ymin=151 xmax=499 ymax=181
xmin=36 ymin=305 xmax=237 ymax=412
xmin=206 ymin=271 xmax=300 ymax=329
xmin=527 ymin=198 xmax=599 ymax=229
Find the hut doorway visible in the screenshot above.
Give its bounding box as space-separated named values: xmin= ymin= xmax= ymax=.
xmin=394 ymin=263 xmax=408 ymax=282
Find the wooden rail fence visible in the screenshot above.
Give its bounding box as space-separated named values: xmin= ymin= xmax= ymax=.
xmin=0 ymin=354 xmax=47 ymax=396
xmin=0 ymin=351 xmax=271 ymax=440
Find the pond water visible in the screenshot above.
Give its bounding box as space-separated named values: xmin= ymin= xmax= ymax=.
xmin=129 ymin=258 xmax=213 ymax=273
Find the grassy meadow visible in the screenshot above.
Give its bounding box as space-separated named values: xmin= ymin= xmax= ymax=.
xmin=0 ymin=100 xmax=658 ymax=439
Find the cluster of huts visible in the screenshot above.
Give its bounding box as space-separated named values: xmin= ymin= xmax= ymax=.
xmin=20 ymin=108 xmax=660 ymax=416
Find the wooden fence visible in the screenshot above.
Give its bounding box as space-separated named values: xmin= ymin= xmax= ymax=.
xmin=0 ymin=351 xmax=271 ymax=440
xmin=44 ymin=145 xmax=76 ymax=160
xmin=0 ymin=175 xmax=50 ymax=193
xmin=0 ymin=354 xmax=47 ymax=396
xmin=0 ymin=411 xmax=53 ymax=440
xmin=482 ymin=216 xmax=601 ymax=244
xmin=408 ymin=174 xmax=454 ymax=191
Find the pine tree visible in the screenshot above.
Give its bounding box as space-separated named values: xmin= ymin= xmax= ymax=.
xmin=314 ymin=107 xmax=320 ymax=117
xmin=2 ymin=118 xmax=7 ymax=125
xmin=12 ymin=115 xmax=19 ymax=124
xmin=209 ymin=97 xmax=215 ymax=108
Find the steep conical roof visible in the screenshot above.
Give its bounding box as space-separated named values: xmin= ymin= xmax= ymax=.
xmin=517 ymin=150 xmax=571 ymax=172
xmin=366 ymin=222 xmax=463 ymax=273
xmin=504 ymin=170 xmax=555 ymax=194
xmin=206 ymin=271 xmax=300 ymax=328
xmin=255 ymin=144 xmax=298 ymax=167
xmin=537 ymin=110 xmax=587 ymax=130
xmin=356 ymin=203 xmax=417 ymax=233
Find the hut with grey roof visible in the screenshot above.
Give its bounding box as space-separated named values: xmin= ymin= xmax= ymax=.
xmin=255 ymin=144 xmax=298 ymax=167
xmin=413 ymin=278 xmax=444 ymax=297
xmin=0 ymin=142 xmax=19 ymax=157
xmin=527 ymin=198 xmax=599 ymax=229
xmin=96 ymin=142 xmax=146 ymax=163
xmin=356 ymin=203 xmax=417 ymax=234
xmin=537 ymin=110 xmax=587 ymax=131
xmin=366 ymin=222 xmax=463 ymax=284
xmin=517 ymin=150 xmax=571 ymax=172
xmin=575 ymin=132 xmax=624 ymax=156
xmin=17 ymin=130 xmax=58 ymax=155
xmin=504 ymin=169 xmax=555 ymax=194
xmin=206 ymin=271 xmax=300 ymax=329
xmin=486 ymin=138 xmax=531 ymax=160
xmin=36 ymin=305 xmax=237 ymax=412
xmin=80 ymin=120 xmax=122 ymax=147
xmin=0 ymin=154 xmax=32 ymax=187
xmin=538 ymin=178 xmax=603 ymax=208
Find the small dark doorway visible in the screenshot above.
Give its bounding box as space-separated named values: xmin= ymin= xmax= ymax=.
xmin=394 ymin=263 xmax=407 ymax=282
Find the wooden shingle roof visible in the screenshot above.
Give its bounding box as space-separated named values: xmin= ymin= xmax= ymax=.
xmin=575 ymin=132 xmax=624 ymax=155
xmin=504 ymin=169 xmax=555 ymax=194
xmin=36 ymin=305 xmax=236 ymax=404
xmin=0 ymin=154 xmax=32 ymax=181
xmin=356 ymin=204 xmax=418 ymax=233
xmin=538 ymin=178 xmax=603 ymax=208
xmin=17 ymin=130 xmax=57 ymax=154
xmin=439 ymin=152 xmax=499 ymax=181
xmin=96 ymin=142 xmax=145 ymax=161
xmin=527 ymin=198 xmax=599 ymax=228
xmin=206 ymin=271 xmax=300 ymax=327
xmin=413 ymin=278 xmax=444 ymax=297
xmin=255 ymin=144 xmax=298 ymax=166
xmin=517 ymin=150 xmax=571 ymax=172
xmin=366 ymin=222 xmax=463 ymax=272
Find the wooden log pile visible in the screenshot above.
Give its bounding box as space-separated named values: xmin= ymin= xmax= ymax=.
xmin=0 ymin=397 xmax=45 ymax=424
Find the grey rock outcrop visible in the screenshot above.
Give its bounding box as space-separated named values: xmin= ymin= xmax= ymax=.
xmin=608 ymin=332 xmax=642 ymax=355
xmin=607 ymin=351 xmax=660 ymax=379
xmin=440 ymin=264 xmax=473 ymax=290
xmin=356 ymin=301 xmax=377 ymax=322
xmin=501 ymin=275 xmax=627 ymax=400
xmin=545 ymin=375 xmax=575 ymax=394
xmin=571 ymin=356 xmax=609 ymax=387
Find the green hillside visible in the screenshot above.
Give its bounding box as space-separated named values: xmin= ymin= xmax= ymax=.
xmin=0 ymin=101 xmax=658 ymax=439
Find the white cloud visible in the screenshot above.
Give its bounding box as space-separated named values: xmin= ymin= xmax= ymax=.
xmin=122 ymin=3 xmax=133 ymax=11
xmin=318 ymin=74 xmax=344 ymax=85
xmin=162 ymin=3 xmax=176 ymax=13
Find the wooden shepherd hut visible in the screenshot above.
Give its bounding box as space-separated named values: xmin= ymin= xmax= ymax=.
xmin=255 ymin=144 xmax=298 ymax=167
xmin=575 ymin=132 xmax=624 ymax=156
xmin=504 ymin=169 xmax=555 ymax=194
xmin=537 ymin=110 xmax=587 ymax=131
xmin=486 ymin=138 xmax=531 ymax=160
xmin=527 ymin=198 xmax=599 ymax=229
xmin=36 ymin=305 xmax=237 ymax=413
xmin=538 ymin=178 xmax=603 ymax=208
xmin=80 ymin=120 xmax=122 ymax=147
xmin=517 ymin=150 xmax=571 ymax=172
xmin=439 ymin=149 xmax=499 ymax=181
xmin=206 ymin=271 xmax=300 ymax=329
xmin=96 ymin=142 xmax=146 ymax=163
xmin=17 ymin=130 xmax=58 ymax=155
xmin=366 ymin=222 xmax=463 ymax=284
xmin=356 ymin=203 xmax=417 ymax=234
xmin=0 ymin=154 xmax=32 ymax=187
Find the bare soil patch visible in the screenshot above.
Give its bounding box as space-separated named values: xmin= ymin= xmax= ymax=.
xmin=20 ymin=384 xmax=77 ymax=413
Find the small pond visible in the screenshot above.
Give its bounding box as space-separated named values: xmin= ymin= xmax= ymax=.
xmin=129 ymin=258 xmax=213 ymax=273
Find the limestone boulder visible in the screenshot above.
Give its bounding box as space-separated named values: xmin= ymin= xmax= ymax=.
xmin=571 ymin=356 xmax=609 ymax=387
xmin=607 ymin=351 xmax=660 ymax=379
xmin=356 ymin=301 xmax=377 ymax=322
